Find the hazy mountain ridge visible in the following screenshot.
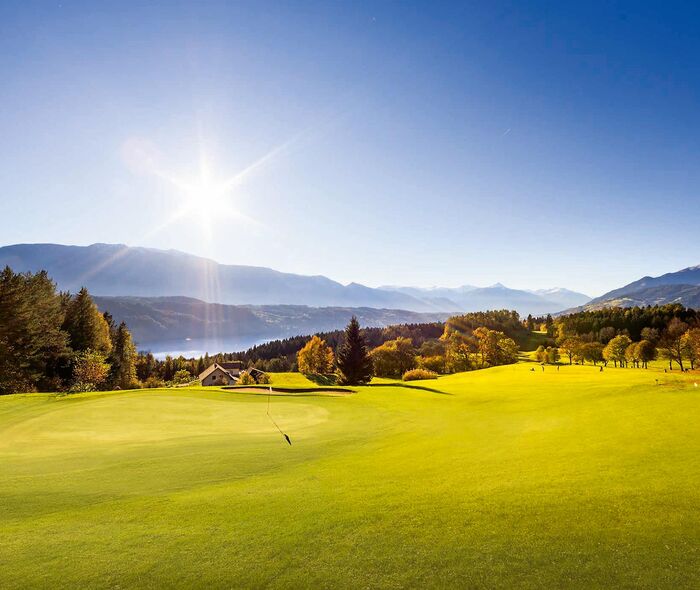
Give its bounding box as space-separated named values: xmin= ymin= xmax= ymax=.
xmin=0 ymin=243 xmax=590 ymax=315
xmin=0 ymin=243 xmax=437 ymax=311
xmin=527 ymin=288 xmax=594 ymax=310
xmin=379 ymin=283 xmax=591 ymax=314
xmin=564 ymin=266 xmax=700 ymax=312
xmin=92 ymin=295 xmax=448 ymax=349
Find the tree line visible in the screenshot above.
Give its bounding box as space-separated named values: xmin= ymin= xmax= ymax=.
xmin=130 ymin=321 xmax=446 ymax=385
xmin=296 ymin=310 xmax=521 ymax=381
xmin=123 ymin=310 xmax=524 ymax=386
xmin=0 ymin=267 xmax=138 ymax=394
xmin=6 ymin=264 xmax=699 ymax=394
xmin=534 ymin=305 xmax=700 ymax=371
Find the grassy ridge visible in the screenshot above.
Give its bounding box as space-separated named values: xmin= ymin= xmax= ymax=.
xmin=1 ymin=366 xmax=699 ymax=588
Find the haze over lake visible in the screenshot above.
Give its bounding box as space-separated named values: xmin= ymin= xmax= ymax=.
xmin=145 ymin=336 xmax=283 ymax=359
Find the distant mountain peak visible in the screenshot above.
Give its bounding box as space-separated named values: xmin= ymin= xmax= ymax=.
xmin=563 ymin=264 xmax=700 ymax=313
xmin=0 ymin=242 xmax=590 ymax=315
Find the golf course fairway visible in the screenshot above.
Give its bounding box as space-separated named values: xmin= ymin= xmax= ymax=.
xmin=1 ymin=364 xmax=699 ymax=588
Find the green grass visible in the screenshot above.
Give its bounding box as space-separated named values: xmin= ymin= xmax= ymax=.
xmin=1 ymin=365 xmax=699 ymax=588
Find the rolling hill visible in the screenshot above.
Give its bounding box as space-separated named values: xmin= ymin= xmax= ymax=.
xmin=2 ymin=366 xmax=698 ymax=587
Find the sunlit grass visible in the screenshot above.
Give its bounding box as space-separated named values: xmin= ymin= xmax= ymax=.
xmin=1 ymin=363 xmax=699 ymax=588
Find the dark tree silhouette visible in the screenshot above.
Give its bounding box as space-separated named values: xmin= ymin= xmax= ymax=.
xmin=336 ymin=316 xmax=373 ymax=385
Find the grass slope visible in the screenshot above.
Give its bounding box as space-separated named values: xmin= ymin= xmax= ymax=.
xmin=1 ymin=366 xmax=699 ymax=588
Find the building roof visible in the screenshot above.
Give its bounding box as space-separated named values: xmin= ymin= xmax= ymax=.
xmin=198 ymin=363 xmax=238 ymax=381
xmin=198 ymin=362 xmax=267 ymax=383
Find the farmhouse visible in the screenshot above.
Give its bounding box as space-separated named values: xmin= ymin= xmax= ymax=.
xmin=198 ymin=362 xmax=267 ymax=386
xmin=198 ymin=362 xmax=243 ymax=386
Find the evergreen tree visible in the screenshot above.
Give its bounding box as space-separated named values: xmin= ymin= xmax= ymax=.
xmin=545 ymin=314 xmax=555 ymax=336
xmin=162 ymin=355 xmax=175 ymax=381
xmin=108 ymin=322 xmax=137 ymax=389
xmin=336 ymin=316 xmax=373 ymax=385
xmin=62 ymin=287 xmax=111 ymax=354
xmin=103 ymin=311 xmax=118 ymax=342
xmin=526 ymin=314 xmax=535 ymax=331
xmin=0 ymin=267 xmax=69 ymax=393
xmin=136 ymin=352 xmax=157 ymax=381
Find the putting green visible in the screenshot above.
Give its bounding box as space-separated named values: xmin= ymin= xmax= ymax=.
xmin=1 ymin=366 xmax=699 ymax=588
xmin=0 ymin=394 xmax=329 ymax=450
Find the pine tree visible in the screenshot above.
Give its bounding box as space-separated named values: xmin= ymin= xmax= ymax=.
xmin=336 ymin=316 xmax=373 ymax=385
xmin=545 ymin=314 xmax=554 ymax=336
xmin=103 ymin=311 xmax=117 ymax=342
xmin=526 ymin=314 xmax=535 ymax=331
xmin=0 ymin=267 xmax=69 ymax=393
xmin=136 ymin=352 xmax=157 ymax=381
xmin=62 ymin=287 xmax=111 ymax=354
xmin=108 ymin=322 xmax=137 ymax=389
xmin=163 ymin=355 xmax=175 ymax=381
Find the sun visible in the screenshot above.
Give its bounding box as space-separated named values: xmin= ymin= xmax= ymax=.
xmin=159 ymin=155 xmax=253 ymax=237
xmin=129 ymin=137 xmax=284 ymax=244
xmin=172 ymin=156 xmax=234 ymax=214
xmin=183 ymin=177 xmax=231 ymax=212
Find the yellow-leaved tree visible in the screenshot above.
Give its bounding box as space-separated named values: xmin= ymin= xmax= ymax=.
xmin=297 ymin=335 xmax=335 ymax=375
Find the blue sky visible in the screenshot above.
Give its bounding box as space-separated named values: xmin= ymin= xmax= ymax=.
xmin=2 ymin=1 xmax=700 ymax=296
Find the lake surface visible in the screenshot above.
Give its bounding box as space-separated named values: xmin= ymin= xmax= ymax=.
xmin=140 ymin=336 xmax=285 ymax=359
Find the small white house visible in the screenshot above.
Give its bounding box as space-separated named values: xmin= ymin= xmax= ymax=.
xmin=198 ymin=362 xmax=243 ymax=386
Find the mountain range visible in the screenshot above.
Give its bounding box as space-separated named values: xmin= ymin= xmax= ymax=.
xmin=3 ymin=242 xmax=699 ymax=355
xmin=568 ymin=265 xmax=700 ymax=312
xmin=0 ymin=243 xmax=590 ymax=315
xmin=92 ymin=296 xmax=447 ymax=353
xmin=378 ymin=284 xmax=590 ymax=314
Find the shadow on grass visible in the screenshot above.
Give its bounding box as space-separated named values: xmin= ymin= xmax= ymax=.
xmin=226 ymin=391 xmax=353 ymax=398
xmin=305 ymin=374 xmax=338 ymax=386
xmin=222 ymin=385 xmax=355 ymax=396
xmin=367 ymin=383 xmax=452 ymax=395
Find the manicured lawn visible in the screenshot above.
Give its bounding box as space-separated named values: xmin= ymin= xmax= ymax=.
xmin=1 ymin=365 xmax=699 ymax=588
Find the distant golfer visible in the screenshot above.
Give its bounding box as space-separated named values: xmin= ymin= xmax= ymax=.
xmin=600 ymin=366 xmax=603 ymax=372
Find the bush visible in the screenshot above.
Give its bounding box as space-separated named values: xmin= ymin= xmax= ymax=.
xmin=266 ymin=357 xmax=291 ymax=372
xmin=72 ymin=349 xmax=110 ymax=391
xmin=237 ymin=371 xmax=256 ymax=385
xmin=172 ymin=369 xmax=193 ymax=385
xmin=370 ymin=337 xmax=416 ymax=377
xmin=69 ymin=381 xmax=96 ymax=393
xmin=402 ymin=368 xmax=438 ymax=381
xmin=144 ymin=376 xmax=165 ymax=388
xmin=256 ymin=372 xmax=271 ymax=384
xmin=417 ymin=355 xmax=446 ymax=374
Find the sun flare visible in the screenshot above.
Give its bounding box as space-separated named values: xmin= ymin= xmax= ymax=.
xmin=151 ymin=152 xmax=258 ymax=239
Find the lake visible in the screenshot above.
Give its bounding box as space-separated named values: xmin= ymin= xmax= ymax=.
xmin=139 ymin=336 xmax=286 ymax=359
